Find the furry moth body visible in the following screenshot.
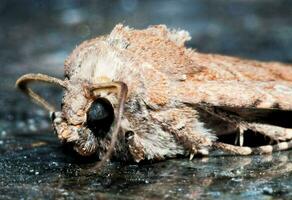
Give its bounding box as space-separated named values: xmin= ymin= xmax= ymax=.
xmin=16 ymin=24 xmax=292 ymax=163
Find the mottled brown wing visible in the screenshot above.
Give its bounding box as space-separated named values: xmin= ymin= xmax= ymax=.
xmin=104 ymin=25 xmax=292 ymax=110
xmin=176 ymin=80 xmax=292 ymax=110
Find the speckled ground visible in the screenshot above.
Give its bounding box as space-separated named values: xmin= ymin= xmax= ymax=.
xmin=0 ymin=0 xmax=291 ymax=199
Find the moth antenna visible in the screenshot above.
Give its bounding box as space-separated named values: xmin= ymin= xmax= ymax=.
xmin=89 ymin=82 xmax=128 ymax=171
xmin=15 ymin=73 xmax=67 ymax=112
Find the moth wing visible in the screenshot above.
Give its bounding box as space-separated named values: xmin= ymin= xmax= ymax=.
xmin=176 ymin=80 xmax=292 ymax=155
xmin=178 ymin=80 xmax=292 ymax=110
xmin=176 ymin=80 xmax=292 ymax=129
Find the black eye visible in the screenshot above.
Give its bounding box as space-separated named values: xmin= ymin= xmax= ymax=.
xmin=87 ymin=98 xmax=114 ymax=138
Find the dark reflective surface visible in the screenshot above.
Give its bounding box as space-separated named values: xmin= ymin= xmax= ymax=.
xmin=0 ymin=0 xmax=292 ymax=199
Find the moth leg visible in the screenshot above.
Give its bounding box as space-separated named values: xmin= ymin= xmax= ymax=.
xmin=214 ymin=140 xmax=292 ymax=155
xmin=50 ymin=111 xmax=65 ymax=141
xmin=234 ymin=123 xmax=247 ymax=146
xmin=245 ymin=123 xmax=292 ymax=142
xmin=51 ymin=111 xmax=79 ymax=143
xmin=197 ymin=103 xmax=248 ymax=146
xmin=124 ymin=131 xmax=144 ymax=162
xmin=198 ymin=104 xmax=292 ymax=154
xmin=228 ymin=124 xmax=292 ymax=154
xmin=150 ymin=107 xmax=215 ymax=160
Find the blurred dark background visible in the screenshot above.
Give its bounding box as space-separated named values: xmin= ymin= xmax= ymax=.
xmin=1 ymin=0 xmax=292 ymax=80
xmin=0 ymin=1 xmax=292 ymax=199
xmin=2 ymin=0 xmax=292 ymax=71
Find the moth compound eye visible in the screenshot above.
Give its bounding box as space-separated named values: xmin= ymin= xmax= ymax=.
xmin=86 ymin=98 xmax=114 ymax=138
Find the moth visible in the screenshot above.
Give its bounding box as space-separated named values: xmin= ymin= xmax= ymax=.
xmin=16 ymin=24 xmax=292 ymax=163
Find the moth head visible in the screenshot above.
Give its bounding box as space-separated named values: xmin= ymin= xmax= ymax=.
xmin=16 ymin=73 xmax=127 ymax=167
